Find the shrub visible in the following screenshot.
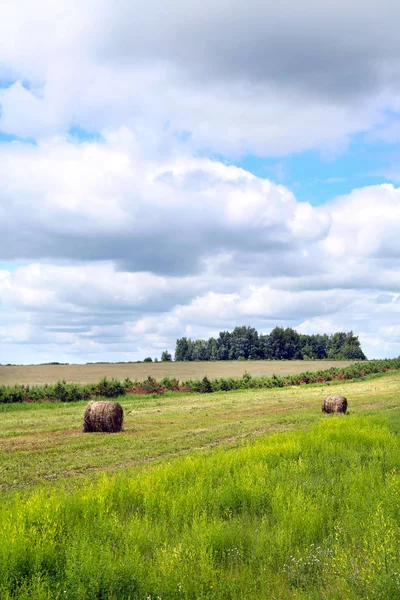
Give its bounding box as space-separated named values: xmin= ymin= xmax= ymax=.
xmin=160 ymin=377 xmax=180 ymax=391
xmin=199 ymin=376 xmax=213 ymax=393
xmin=218 ymin=378 xmax=232 ymax=391
xmin=67 ymin=384 xmax=85 ymax=402
xmin=139 ymin=376 xmax=165 ymax=394
xmin=186 ymin=379 xmax=201 ymax=393
xmin=97 ymin=377 xmax=125 ymax=398
xmin=123 ymin=377 xmax=133 ymax=390
xmin=0 ymin=385 xmax=25 ymax=403
xmin=2 ymin=357 xmax=400 ymax=404
xmin=54 ymin=380 xmax=69 ymax=402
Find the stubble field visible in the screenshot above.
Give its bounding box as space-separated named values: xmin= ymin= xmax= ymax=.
xmin=0 ymin=359 xmax=357 ymax=386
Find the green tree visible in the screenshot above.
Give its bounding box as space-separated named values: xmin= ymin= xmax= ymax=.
xmin=175 ymin=327 xmax=366 ymax=362
xmin=216 ymin=331 xmax=231 ymax=360
xmin=282 ymin=328 xmax=302 ymax=359
xmin=229 ymin=326 xmax=259 ymax=360
xmin=308 ymin=334 xmax=329 ymax=359
xmin=259 ymin=334 xmax=271 ymax=359
xmin=328 ymin=331 xmax=366 ymax=360
xmin=161 ymin=350 xmax=172 ymax=362
xmin=207 ymin=338 xmax=218 ymax=361
xmin=175 ymin=337 xmax=191 ymax=361
xmin=266 ymin=327 xmax=286 ymax=359
xmin=192 ymin=339 xmax=209 ymax=361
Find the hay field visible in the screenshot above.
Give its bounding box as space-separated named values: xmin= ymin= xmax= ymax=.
xmin=0 ymin=359 xmax=358 ymax=385
xmin=1 ymin=370 xmax=398 ymax=491
xmin=1 ymin=372 xmax=399 ymax=599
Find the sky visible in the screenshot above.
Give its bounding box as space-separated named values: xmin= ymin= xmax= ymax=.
xmin=1 ymin=0 xmax=400 ymax=364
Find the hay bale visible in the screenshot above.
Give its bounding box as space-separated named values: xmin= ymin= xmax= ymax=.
xmin=83 ymin=400 xmax=124 ymax=433
xmin=322 ymin=394 xmax=348 ymax=414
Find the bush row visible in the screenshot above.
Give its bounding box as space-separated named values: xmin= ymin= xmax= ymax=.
xmin=0 ymin=377 xmax=127 ymax=404
xmin=1 ymin=358 xmax=400 ymax=403
xmin=183 ymin=357 xmax=400 ymax=392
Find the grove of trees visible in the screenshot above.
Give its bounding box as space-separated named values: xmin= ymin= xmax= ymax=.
xmin=174 ymin=326 xmax=366 ymax=361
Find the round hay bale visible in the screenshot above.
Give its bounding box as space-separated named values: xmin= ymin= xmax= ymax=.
xmin=83 ymin=400 xmax=124 ymax=433
xmin=322 ymin=394 xmax=348 ymax=414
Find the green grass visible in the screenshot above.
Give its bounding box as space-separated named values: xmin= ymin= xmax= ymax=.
xmin=0 ymin=372 xmax=399 ymax=598
xmin=0 ymin=416 xmax=399 ymax=599
xmin=1 ymin=372 xmax=399 ymax=492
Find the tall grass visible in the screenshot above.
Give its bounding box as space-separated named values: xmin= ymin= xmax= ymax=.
xmin=0 ymin=415 xmax=399 ymax=599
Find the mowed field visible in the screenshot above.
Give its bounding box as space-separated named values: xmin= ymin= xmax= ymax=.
xmin=0 ymin=372 xmax=399 ymax=599
xmin=0 ymin=359 xmax=358 ymax=385
xmin=0 ymin=370 xmax=398 ymax=491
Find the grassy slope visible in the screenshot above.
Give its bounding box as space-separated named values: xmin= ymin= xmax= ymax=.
xmin=0 ymin=372 xmax=399 ymax=599
xmin=1 ymin=371 xmax=399 ymax=491
xmin=0 ymin=360 xmax=358 ymax=385
xmin=0 ymin=416 xmax=399 ymax=598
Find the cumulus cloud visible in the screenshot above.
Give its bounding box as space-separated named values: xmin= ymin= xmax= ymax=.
xmin=2 ymin=218 xmax=400 ymax=363
xmin=1 ymin=1 xmax=400 ymax=364
xmin=0 ymin=132 xmax=330 ymax=274
xmin=1 ymin=0 xmax=400 ymax=154
xmin=0 ymin=131 xmax=400 ymax=362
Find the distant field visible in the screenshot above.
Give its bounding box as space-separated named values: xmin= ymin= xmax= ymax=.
xmin=0 ymin=359 xmax=359 ymax=385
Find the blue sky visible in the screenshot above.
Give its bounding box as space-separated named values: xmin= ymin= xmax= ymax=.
xmin=237 ymin=138 xmax=393 ymax=205
xmin=1 ymin=0 xmax=400 ymax=364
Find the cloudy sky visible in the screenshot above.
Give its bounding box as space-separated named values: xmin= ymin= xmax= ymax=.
xmin=1 ymin=0 xmax=400 ymax=364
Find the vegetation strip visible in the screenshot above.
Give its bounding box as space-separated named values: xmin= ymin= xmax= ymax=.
xmin=1 ymin=357 xmax=399 ymax=403
xmin=0 ymin=416 xmax=399 ymax=599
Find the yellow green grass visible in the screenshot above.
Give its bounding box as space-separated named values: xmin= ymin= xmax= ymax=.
xmin=0 ymin=372 xmax=399 ymax=598
xmin=0 ymin=359 xmax=357 ymax=386
xmin=0 ymin=372 xmax=399 ymax=491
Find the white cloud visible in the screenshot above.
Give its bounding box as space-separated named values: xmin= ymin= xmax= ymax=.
xmin=0 ymin=133 xmax=329 ymax=274
xmin=1 ymin=1 xmax=400 ymax=155
xmin=297 ymin=318 xmax=344 ymax=336
xmin=323 ymin=184 xmax=400 ymax=259
xmin=0 ymin=132 xmax=399 ymax=362
xmin=1 ymin=1 xmax=400 ymax=364
xmin=1 ymin=245 xmax=400 ymax=363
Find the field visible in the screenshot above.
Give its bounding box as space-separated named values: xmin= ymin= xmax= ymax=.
xmin=0 ymin=359 xmax=358 ymax=386
xmin=0 ymin=371 xmax=399 ymax=598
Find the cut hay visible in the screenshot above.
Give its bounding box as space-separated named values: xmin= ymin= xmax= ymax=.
xmin=322 ymin=394 xmax=348 ymax=414
xmin=83 ymin=401 xmax=124 ymax=433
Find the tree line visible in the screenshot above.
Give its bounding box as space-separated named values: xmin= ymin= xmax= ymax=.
xmin=174 ymin=326 xmax=367 ymax=361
